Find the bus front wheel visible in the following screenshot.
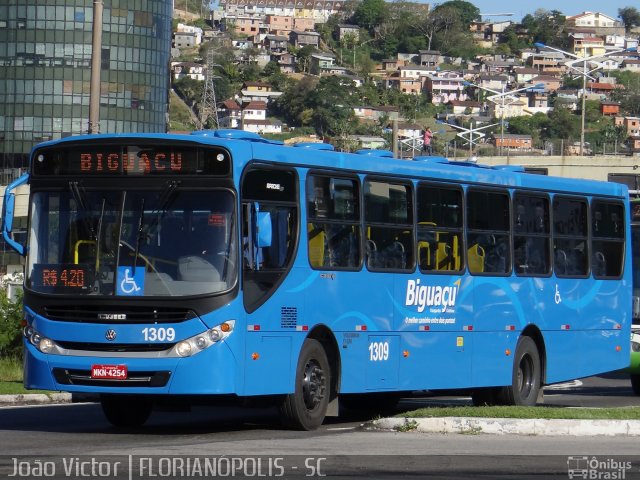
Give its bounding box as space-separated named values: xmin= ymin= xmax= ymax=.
xmin=499 ymin=336 xmax=541 ymax=406
xmin=100 ymin=394 xmax=153 ymax=428
xmin=279 ymin=339 xmax=330 ymax=431
xmin=631 ymin=375 xmax=640 ymax=395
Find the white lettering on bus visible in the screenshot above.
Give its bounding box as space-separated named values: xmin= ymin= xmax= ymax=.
xmin=405 ymin=279 xmax=460 ymax=313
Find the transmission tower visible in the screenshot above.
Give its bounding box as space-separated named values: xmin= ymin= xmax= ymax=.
xmin=200 ymin=48 xmax=220 ymax=129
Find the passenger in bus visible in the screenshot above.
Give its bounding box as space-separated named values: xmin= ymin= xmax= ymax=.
xmin=593 ymin=210 xmax=603 ymax=234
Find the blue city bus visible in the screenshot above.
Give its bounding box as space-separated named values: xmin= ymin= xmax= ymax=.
xmin=2 ymin=130 xmax=632 ymax=430
xmin=627 ymin=196 xmax=640 ymax=394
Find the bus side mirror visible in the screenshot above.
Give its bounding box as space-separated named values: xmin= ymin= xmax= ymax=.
xmin=2 ymin=173 xmax=29 ymax=256
xmin=256 ymin=211 xmax=272 ymax=248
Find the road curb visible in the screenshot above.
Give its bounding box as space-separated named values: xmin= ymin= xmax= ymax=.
xmin=0 ymin=393 xmax=72 ymax=406
xmin=370 ymin=416 xmax=640 ymax=436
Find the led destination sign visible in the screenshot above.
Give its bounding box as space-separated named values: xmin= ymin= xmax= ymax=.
xmin=32 ymin=145 xmax=231 ymax=176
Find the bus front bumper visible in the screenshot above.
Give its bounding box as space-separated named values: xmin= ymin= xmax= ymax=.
xmin=23 ymin=340 xmax=239 ymax=395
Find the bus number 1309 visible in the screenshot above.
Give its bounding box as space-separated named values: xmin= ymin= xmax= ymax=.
xmin=368 ymin=341 xmax=390 ymax=361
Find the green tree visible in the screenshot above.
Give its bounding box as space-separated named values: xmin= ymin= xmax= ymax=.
xmin=545 ymin=106 xmax=580 ymax=141
xmin=610 ymin=71 xmax=640 ymax=116
xmin=353 ymin=0 xmax=388 ymax=31
xmin=273 ymin=76 xmax=318 ymax=126
xmin=507 ymin=113 xmax=549 ymax=143
xmin=618 ymin=7 xmax=640 ymax=31
xmin=294 ymin=45 xmax=318 ymax=73
xmin=498 ymin=25 xmax=528 ymax=54
xmin=521 ymin=9 xmax=567 ymax=49
xmin=173 ymin=76 xmax=204 ymax=107
xmin=432 ymin=0 xmax=480 ymax=26
xmin=308 ymin=77 xmax=359 ymax=139
xmin=0 ymin=289 xmax=23 ymax=359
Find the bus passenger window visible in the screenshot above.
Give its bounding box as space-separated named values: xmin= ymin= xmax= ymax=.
xmin=553 ymin=197 xmax=588 ymax=277
xmin=416 ymin=184 xmax=463 ymax=273
xmin=591 ymin=200 xmax=624 ymax=279
xmin=513 ymin=193 xmax=550 ymax=276
xmin=306 ymin=175 xmax=361 ymax=270
xmin=364 ymin=179 xmax=414 ymax=272
xmin=466 ymin=189 xmax=510 ymax=275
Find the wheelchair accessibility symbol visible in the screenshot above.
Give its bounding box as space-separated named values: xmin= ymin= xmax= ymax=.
xmin=117 ymin=267 xmax=144 ymax=296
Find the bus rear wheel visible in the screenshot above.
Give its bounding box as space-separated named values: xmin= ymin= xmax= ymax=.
xmin=279 ymin=339 xmax=330 ymax=431
xmin=499 ymin=336 xmax=541 ymax=406
xmin=100 ymin=394 xmax=152 ymax=428
xmin=631 ymin=375 xmax=640 ymax=396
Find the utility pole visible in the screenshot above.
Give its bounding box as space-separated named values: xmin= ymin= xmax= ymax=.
xmin=88 ymin=0 xmax=103 ymax=134
xmin=200 ymin=49 xmax=220 ymax=129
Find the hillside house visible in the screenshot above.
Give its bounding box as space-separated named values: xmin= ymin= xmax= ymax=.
xmin=621 ymin=59 xmax=640 ymax=72
xmin=239 ymin=81 xmax=283 ymax=103
xmin=171 ymin=62 xmax=205 ymax=81
xmin=615 ymin=117 xmax=640 ymax=137
xmin=289 ymin=31 xmax=320 ymax=48
xmin=418 ymin=50 xmax=442 ymax=68
xmin=219 ymin=99 xmax=242 ymax=129
xmin=425 ymin=73 xmax=467 ymax=105
xmin=600 ymin=101 xmax=621 ymax=116
xmin=513 ymin=67 xmax=539 ymax=86
xmin=310 ymin=53 xmax=336 ymax=75
xmin=571 ymin=35 xmax=606 ymax=57
xmin=265 ymin=15 xmax=293 ymax=35
xmin=448 ymin=100 xmax=482 ymax=115
xmin=338 ymin=24 xmax=359 ymax=41
xmin=265 ymin=35 xmax=288 ymax=53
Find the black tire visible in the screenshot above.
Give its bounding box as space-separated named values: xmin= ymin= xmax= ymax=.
xmin=100 ymin=395 xmax=152 ymax=428
xmin=498 ymin=336 xmax=542 ymax=406
xmin=471 ymin=387 xmax=501 ymax=406
xmin=279 ymin=339 xmax=330 ymax=430
xmin=631 ymin=375 xmax=640 ymax=396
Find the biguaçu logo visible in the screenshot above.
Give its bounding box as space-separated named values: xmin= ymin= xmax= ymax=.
xmin=405 ymin=279 xmax=461 ymax=313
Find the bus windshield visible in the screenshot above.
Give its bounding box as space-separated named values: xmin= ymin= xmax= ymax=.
xmin=26 ymin=187 xmax=237 ymax=297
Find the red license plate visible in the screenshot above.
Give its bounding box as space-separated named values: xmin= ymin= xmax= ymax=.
xmin=91 ymin=364 xmax=128 ymax=380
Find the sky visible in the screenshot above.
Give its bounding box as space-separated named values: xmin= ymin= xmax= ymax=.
xmin=463 ymin=1 xmax=629 ymax=22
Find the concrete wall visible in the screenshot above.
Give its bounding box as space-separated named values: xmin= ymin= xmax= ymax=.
xmin=477 ymin=154 xmax=640 ymax=181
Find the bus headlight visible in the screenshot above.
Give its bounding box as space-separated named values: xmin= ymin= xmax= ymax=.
xmin=632 ymin=341 xmax=640 ymax=353
xmin=170 ymin=320 xmax=235 ymax=358
xmin=175 ymin=341 xmax=193 ymax=357
xmin=38 ymin=338 xmax=55 ymax=354
xmin=24 ymin=326 xmax=60 ymax=354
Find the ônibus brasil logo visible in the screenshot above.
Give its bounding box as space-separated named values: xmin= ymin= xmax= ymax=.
xmin=405 ymin=279 xmax=461 ymax=313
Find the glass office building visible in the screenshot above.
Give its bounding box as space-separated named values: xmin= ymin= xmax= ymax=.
xmin=0 ymin=0 xmax=173 ymax=175
xmin=0 ymin=0 xmax=172 ymax=273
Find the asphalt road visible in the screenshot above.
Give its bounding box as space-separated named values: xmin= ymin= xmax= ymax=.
xmin=0 ymin=373 xmax=639 ymax=479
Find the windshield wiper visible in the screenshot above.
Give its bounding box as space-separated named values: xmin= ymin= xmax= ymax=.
xmin=132 ymin=198 xmax=145 ymax=275
xmin=69 ymin=181 xmax=96 ymax=240
xmin=94 ymin=198 xmax=106 ymax=272
xmin=143 ymin=180 xmax=180 ymax=235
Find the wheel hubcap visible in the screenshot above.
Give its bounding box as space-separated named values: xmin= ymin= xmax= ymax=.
xmin=518 ymin=354 xmax=534 ymax=398
xmin=302 ymin=359 xmax=326 ymax=411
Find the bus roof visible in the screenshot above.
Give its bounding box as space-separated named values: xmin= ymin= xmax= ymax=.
xmin=31 ymin=131 xmax=629 ymax=199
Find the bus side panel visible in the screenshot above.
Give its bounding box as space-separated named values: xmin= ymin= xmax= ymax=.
xmin=470 ymin=278 xmax=539 ymax=387
xmin=576 ymin=329 xmax=627 ymax=378
xmin=243 ymin=334 xmax=292 ymax=395
xmin=543 ymin=331 xmax=578 ymax=384
xmin=544 ymin=330 xmax=626 ymax=384
xmin=303 ymin=271 xmax=395 ymax=393
xmin=398 ymin=332 xmax=471 ymax=390
xmin=471 ymin=332 xmax=516 ymax=387
xmin=336 ymin=331 xmax=368 ymax=393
